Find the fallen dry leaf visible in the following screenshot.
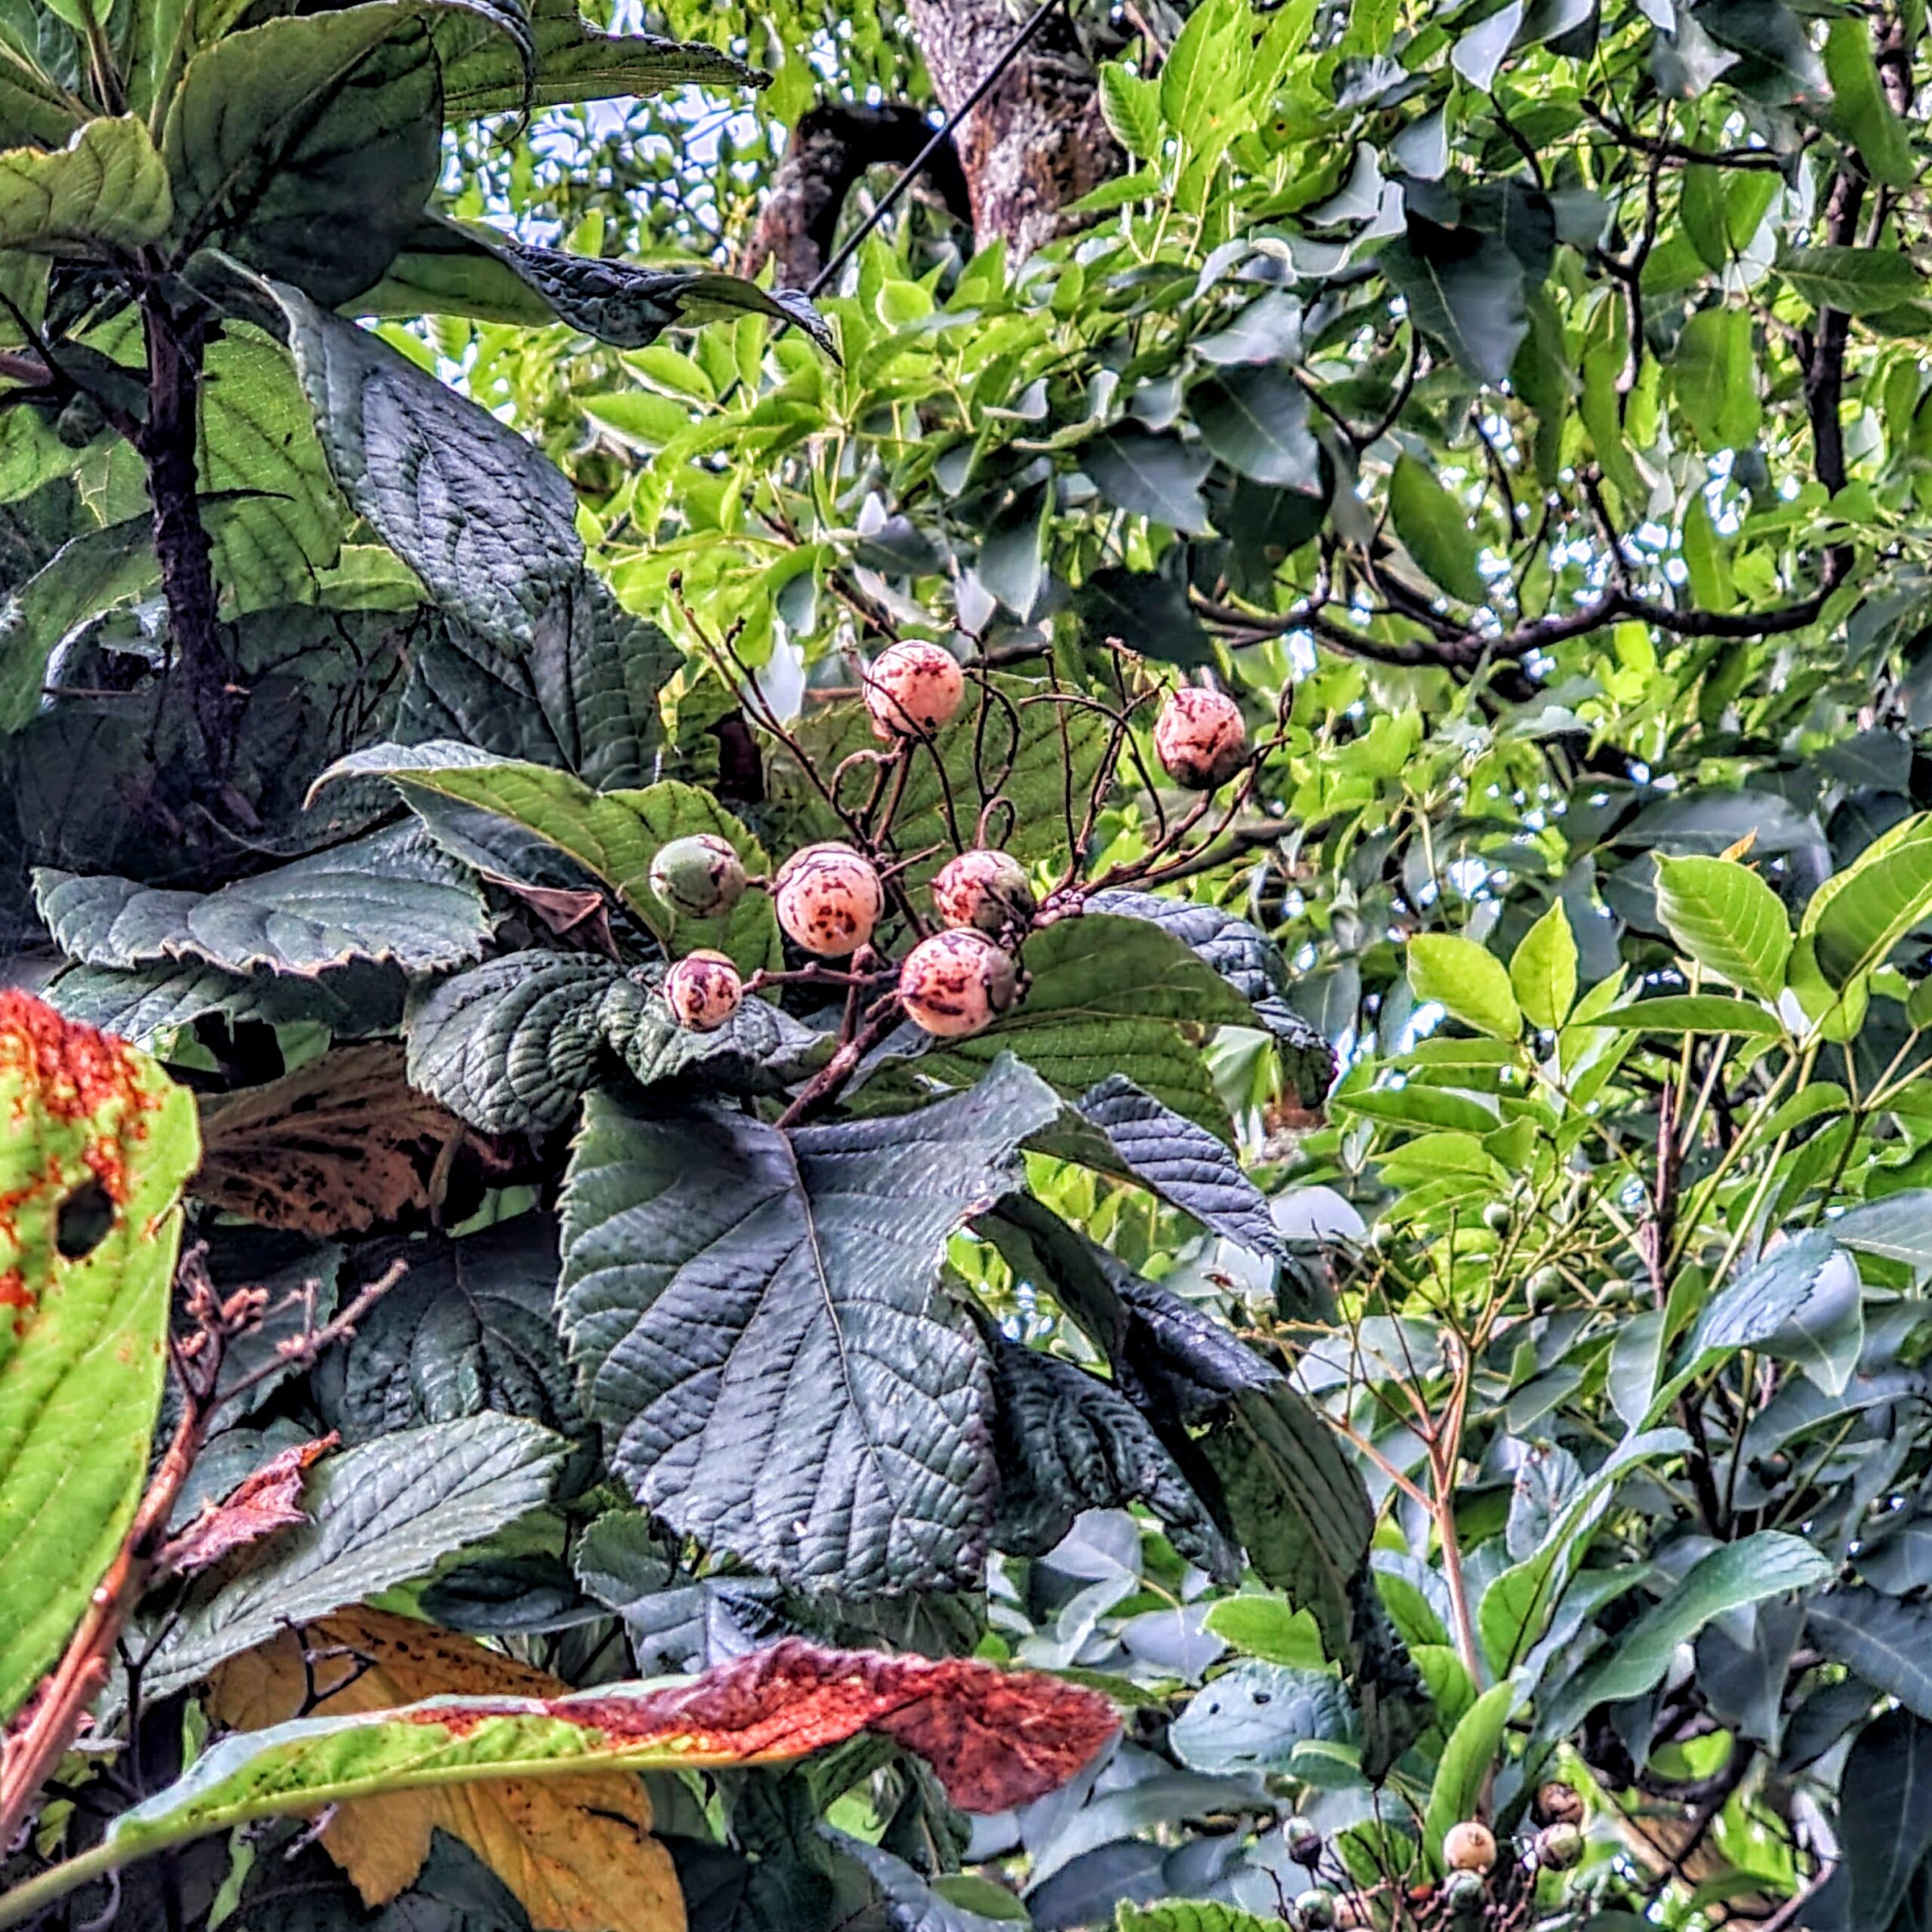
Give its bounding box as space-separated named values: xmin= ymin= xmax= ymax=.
xmin=209 ymin=1606 xmax=681 ymax=1932
xmin=194 ymin=1045 xmax=463 ymax=1235
xmin=160 ymin=1434 xmax=336 ymax=1578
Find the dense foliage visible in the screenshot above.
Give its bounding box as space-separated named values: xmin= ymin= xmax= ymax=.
xmin=4 ymin=0 xmax=1932 ymax=1928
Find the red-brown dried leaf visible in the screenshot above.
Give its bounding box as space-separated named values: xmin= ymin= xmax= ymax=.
xmin=417 ymin=1635 xmax=1119 ymax=1813
xmin=161 ymin=1433 xmax=337 ymax=1577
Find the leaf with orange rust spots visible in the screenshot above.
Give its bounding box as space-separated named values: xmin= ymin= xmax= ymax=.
xmin=208 ymin=1607 xmax=681 ymax=1932
xmin=194 ymin=1045 xmax=474 ymax=1235
xmin=45 ymin=1629 xmax=1116 ymax=1930
xmin=160 ymin=1434 xmax=337 ymax=1579
xmin=0 ymin=990 xmax=199 ymax=1721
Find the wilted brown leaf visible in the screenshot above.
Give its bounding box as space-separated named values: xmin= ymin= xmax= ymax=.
xmin=209 ymin=1606 xmax=681 ymax=1932
xmin=161 ymin=1433 xmax=336 ymax=1578
xmin=194 ymin=1046 xmax=463 ymax=1235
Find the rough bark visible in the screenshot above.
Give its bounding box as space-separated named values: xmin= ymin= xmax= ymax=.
xmin=905 ymin=0 xmax=1121 ymax=260
xmin=743 ymin=103 xmax=972 ymax=288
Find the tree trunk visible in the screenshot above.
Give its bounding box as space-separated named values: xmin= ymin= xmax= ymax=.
xmin=904 ymin=0 xmax=1121 ymax=260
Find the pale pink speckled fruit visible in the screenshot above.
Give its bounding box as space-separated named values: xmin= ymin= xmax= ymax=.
xmin=931 ymin=848 xmax=1035 ymax=938
xmin=774 ymin=842 xmax=883 ymax=957
xmin=1153 ymin=686 xmax=1247 ymax=789
xmin=664 ymin=950 xmax=743 ymax=1031
xmin=898 ymin=928 xmax=1020 ymax=1038
xmin=863 ymin=641 xmax=966 ymax=740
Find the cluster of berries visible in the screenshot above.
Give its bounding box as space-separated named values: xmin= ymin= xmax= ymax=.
xmin=653 ymin=642 xmax=1252 ymax=1041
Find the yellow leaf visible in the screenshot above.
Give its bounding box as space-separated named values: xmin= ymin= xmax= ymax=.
xmin=208 ymin=1607 xmax=683 ymax=1932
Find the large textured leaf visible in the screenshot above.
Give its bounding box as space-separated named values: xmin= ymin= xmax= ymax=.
xmin=398 ymin=588 xmax=678 ymax=791
xmin=1167 ymin=1662 xmax=1356 ymax=1774
xmin=0 ymin=994 xmax=198 ymax=1720
xmin=164 ymin=8 xmax=443 ymax=303
xmin=14 ymin=1636 xmax=1115 ymax=1930
xmin=1840 ymin=1709 xmax=1932 ymax=1932
xmin=988 ymin=1331 xmax=1235 ymax=1579
xmin=0 ymin=116 xmax=170 ymax=253
xmin=405 ymin=950 xmax=817 ymax=1134
xmin=1810 ymin=1588 xmax=1932 ymax=1719
xmin=318 ymin=1218 xmax=578 ymax=1444
xmin=194 ymin=1044 xmax=472 ymax=1235
xmin=368 ymin=214 xmax=835 ymax=358
xmin=557 ymin=1058 xmax=1060 ymax=1593
xmin=35 ymin=825 xmax=491 ymax=977
xmin=321 ymin=754 xmax=780 ymax=971
xmin=438 ymin=1 xmax=763 ymax=118
xmin=1058 ymin=1074 xmax=1284 ymax=1258
xmin=213 ymin=1606 xmax=678 ymax=1930
xmin=1083 ymin=888 xmax=1334 ymax=1103
xmin=143 ymin=1414 xmax=565 ymax=1697
xmin=45 ymin=958 xmax=405 ymax=1048
xmin=1118 ymin=1907 xmax=1279 ymax=1932
xmin=277 ymin=287 xmax=583 ymax=645
xmin=915 ymin=915 xmax=1257 ymax=1138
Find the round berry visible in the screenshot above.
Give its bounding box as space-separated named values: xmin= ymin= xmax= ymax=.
xmin=1153 ymin=686 xmax=1247 ymax=789
xmin=1284 ymin=1816 xmax=1324 ymax=1869
xmin=1534 ymin=1823 xmax=1583 ymax=1871
xmin=1444 ymin=1822 xmax=1497 ymax=1875
xmin=863 ymin=641 xmax=966 ymax=740
xmin=1481 ymin=1200 xmax=1513 ymax=1233
xmin=1297 ymin=1889 xmax=1337 ymax=1930
xmin=932 ymin=848 xmax=1035 ymax=937
xmin=774 ymin=843 xmax=883 ymax=957
xmin=1533 ymin=1780 xmax=1583 ymax=1829
xmin=898 ymin=929 xmax=1020 ymax=1038
xmin=650 ymin=833 xmax=748 ymax=920
xmin=664 ymin=950 xmax=743 ymax=1032
xmin=1440 ymin=1869 xmax=1487 ymax=1915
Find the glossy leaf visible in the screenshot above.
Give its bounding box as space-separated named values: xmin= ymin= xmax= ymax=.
xmin=1407 ymin=934 xmax=1521 ymax=1039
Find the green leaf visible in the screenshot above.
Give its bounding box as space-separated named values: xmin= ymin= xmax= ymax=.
xmin=45 ymin=958 xmax=401 ymax=1048
xmin=1201 ymin=1597 xmax=1328 ymax=1667
xmin=1684 ymin=1229 xmax=1864 ymax=1395
xmin=320 ymin=753 xmax=781 ymax=971
xmin=1780 ymin=245 xmax=1926 ymax=315
xmin=276 ymin=285 xmax=583 ymax=648
xmin=438 ymin=0 xmax=762 ymax=119
xmin=1672 ymin=306 xmax=1761 ymax=451
xmin=1381 ymin=220 xmax=1528 ymax=387
xmin=2 ymin=1640 xmax=1115 ymax=1929
xmin=557 ymin=1058 xmax=1060 ymax=1594
xmin=1545 ymin=1533 xmax=1832 ymax=1737
xmin=0 ymin=996 xmax=198 ymax=1721
xmin=1189 ymin=365 xmax=1321 ymax=490
xmin=164 ymin=8 xmax=443 ymax=304
xmin=0 ymin=116 xmax=170 ymax=253
xmin=1588 ymin=995 xmax=1784 ymax=1036
xmin=365 ymin=214 xmax=836 ymax=359
xmin=34 ymin=825 xmax=491 ymax=977
xmin=1422 ymin=1681 xmax=1518 ymax=1866
xmin=1510 ymin=900 xmax=1577 ymax=1031
xmin=1098 ymin=63 xmax=1163 ymax=160
xmin=1805 ymin=815 xmax=1932 ymax=987
xmin=1158 ymin=0 xmax=1248 ymax=149
xmin=912 ymin=914 xmax=1259 ymax=1137
xmin=1832 ymin=1191 xmax=1932 ymax=1275
xmin=1652 ymin=854 xmax=1792 ymax=1001
xmin=1389 ymin=455 xmax=1486 ymax=604
xmin=142 ymin=1414 xmax=565 ymax=1699
xmin=1408 ymin=934 xmax=1522 ymax=1039
xmin=1811 ymin=1589 xmax=1932 ymax=1721
xmin=1082 ymin=430 xmax=1214 ymax=535
xmin=1450 ymin=0 xmax=1524 ymax=89
xmin=1841 ymin=1709 xmax=1932 ymax=1932
xmin=1118 ymin=1906 xmax=1280 ymax=1932
xmin=1825 ymin=16 xmax=1913 ymax=187
xmin=1167 ymin=1661 xmax=1357 ymax=1775
xmin=405 ymin=949 xmax=819 ymax=1133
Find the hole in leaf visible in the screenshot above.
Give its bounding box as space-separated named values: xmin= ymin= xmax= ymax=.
xmin=57 ymin=1181 xmax=115 ymax=1260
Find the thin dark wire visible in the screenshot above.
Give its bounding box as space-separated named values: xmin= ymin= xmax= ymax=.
xmin=803 ymin=0 xmax=1068 ymax=301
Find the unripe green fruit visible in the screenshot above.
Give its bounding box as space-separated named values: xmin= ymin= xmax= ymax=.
xmin=651 ymin=833 xmax=748 ymax=919
xmin=1444 ymin=1821 xmax=1497 ymax=1873
xmin=1297 ymin=1889 xmax=1337 ymax=1930
xmin=774 ymin=842 xmax=883 ymax=957
xmin=663 ymin=949 xmax=743 ymax=1032
xmin=863 ymin=641 xmax=965 ymax=739
xmin=1481 ymin=1201 xmax=1513 ymax=1233
xmin=932 ymin=848 xmax=1035 ymax=937
xmin=1284 ymin=1815 xmax=1324 ymax=1867
xmin=1441 ymin=1869 xmax=1487 ymax=1915
xmin=1153 ymin=685 xmax=1247 ymax=789
xmin=1535 ymin=1823 xmax=1584 ymax=1870
xmin=899 ymin=929 xmax=1020 ymax=1038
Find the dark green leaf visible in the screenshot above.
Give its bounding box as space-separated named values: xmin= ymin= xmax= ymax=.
xmin=1811 ymin=1589 xmax=1932 ymax=1721
xmin=1380 ymin=217 xmax=1528 ymax=386
xmin=1189 ymin=365 xmax=1321 ymax=489
xmin=1074 ymin=568 xmax=1215 ymax=668
xmin=556 ymin=1057 xmax=1060 ymax=1593
xmin=45 ymin=958 xmax=404 ymax=1047
xmin=1841 ymin=1709 xmax=1932 ymax=1932
xmin=1081 ymin=430 xmax=1214 ymax=535
xmin=1389 ymin=455 xmax=1486 ymax=604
